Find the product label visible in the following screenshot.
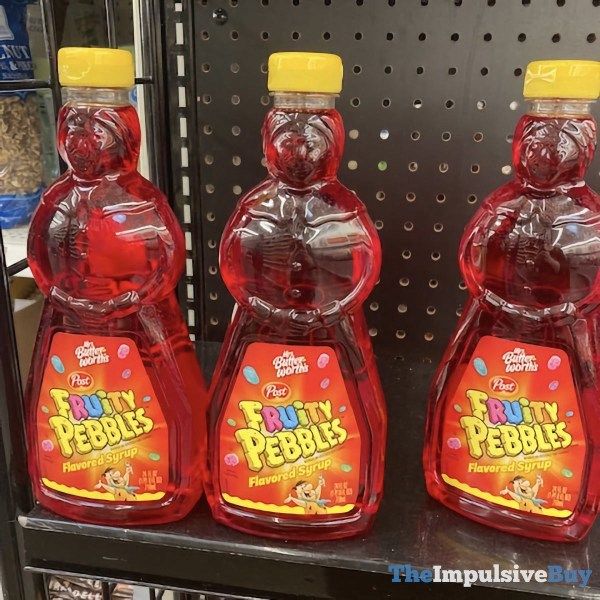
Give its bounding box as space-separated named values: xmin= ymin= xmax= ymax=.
xmin=36 ymin=332 xmax=169 ymax=502
xmin=0 ymin=2 xmax=34 ymax=81
xmin=441 ymin=336 xmax=586 ymax=518
xmin=219 ymin=343 xmax=361 ymax=516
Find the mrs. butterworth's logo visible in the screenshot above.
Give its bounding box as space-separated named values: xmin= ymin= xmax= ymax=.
xmin=272 ymin=350 xmax=309 ymax=378
xmin=502 ymin=347 xmax=539 ymax=373
xmin=74 ymin=341 xmax=110 ymax=368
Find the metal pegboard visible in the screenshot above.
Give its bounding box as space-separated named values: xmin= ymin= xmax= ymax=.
xmin=169 ymin=0 xmax=600 ymax=359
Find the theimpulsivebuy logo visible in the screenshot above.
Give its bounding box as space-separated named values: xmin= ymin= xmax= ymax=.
xmin=388 ymin=564 xmax=591 ymax=588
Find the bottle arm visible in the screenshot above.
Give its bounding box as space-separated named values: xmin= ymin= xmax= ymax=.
xmin=315 ymin=184 xmax=382 ymax=315
xmin=458 ymin=196 xmax=501 ymax=295
xmin=314 ymin=209 xmax=382 ymax=319
xmin=219 ymin=216 xmax=322 ymax=330
xmin=48 ymin=243 xmax=181 ymax=315
xmin=34 ymin=183 xmax=184 ymax=314
xmin=345 ymin=209 xmax=382 ymax=309
xmin=57 ymin=211 xmax=183 ymax=313
xmin=133 ymin=193 xmax=185 ymax=304
xmin=26 ymin=177 xmax=72 ymax=297
xmin=99 ymin=183 xmax=185 ymax=306
xmin=27 ymin=224 xmax=53 ymax=297
xmin=221 ymin=208 xmax=380 ymax=331
xmin=244 ymin=296 xmax=338 ymax=333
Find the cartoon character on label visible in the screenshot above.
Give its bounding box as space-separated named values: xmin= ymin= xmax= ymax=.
xmin=95 ymin=462 xmax=138 ymax=501
xmin=285 ymin=475 xmax=330 ymax=514
xmin=501 ymin=474 xmax=546 ymax=513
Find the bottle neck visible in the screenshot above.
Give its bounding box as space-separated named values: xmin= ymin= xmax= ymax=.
xmin=62 ymin=87 xmax=131 ymax=106
xmin=527 ymin=98 xmax=595 ymax=118
xmin=272 ymin=92 xmax=336 ymax=110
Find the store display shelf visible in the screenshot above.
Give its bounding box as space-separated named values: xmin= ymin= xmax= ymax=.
xmin=17 ymin=345 xmax=596 ymax=599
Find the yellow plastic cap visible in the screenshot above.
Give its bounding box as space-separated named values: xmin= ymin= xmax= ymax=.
xmin=58 ymin=47 xmax=135 ymax=88
xmin=523 ymin=60 xmax=600 ymax=100
xmin=268 ymin=52 xmax=343 ymax=94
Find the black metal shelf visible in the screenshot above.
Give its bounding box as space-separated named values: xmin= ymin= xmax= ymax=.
xmin=17 ymin=346 xmax=598 ymax=599
xmin=0 ymin=79 xmax=52 ymax=91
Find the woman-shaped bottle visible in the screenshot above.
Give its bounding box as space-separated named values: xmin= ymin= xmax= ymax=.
xmin=206 ymin=53 xmax=386 ymax=540
xmin=424 ymin=60 xmax=600 ymax=541
xmin=26 ymin=48 xmax=206 ymax=525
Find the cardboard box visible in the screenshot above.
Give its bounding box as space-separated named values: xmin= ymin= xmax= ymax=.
xmin=10 ymin=275 xmax=43 ymax=386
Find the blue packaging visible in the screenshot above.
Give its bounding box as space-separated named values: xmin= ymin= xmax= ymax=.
xmin=0 ymin=0 xmax=42 ymax=228
xmin=0 ymin=0 xmax=34 ymax=80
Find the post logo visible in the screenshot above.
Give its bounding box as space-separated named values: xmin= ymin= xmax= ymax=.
xmin=67 ymin=371 xmax=94 ymax=391
xmin=489 ymin=375 xmax=518 ymax=395
xmin=262 ymin=382 xmax=291 ymax=400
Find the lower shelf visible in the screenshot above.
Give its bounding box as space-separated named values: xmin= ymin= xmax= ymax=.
xmin=18 ymin=350 xmax=600 ymax=599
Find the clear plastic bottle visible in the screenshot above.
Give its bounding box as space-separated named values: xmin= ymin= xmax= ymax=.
xmin=424 ymin=60 xmax=600 ymax=541
xmin=26 ymin=48 xmax=206 ymax=525
xmin=205 ymin=52 xmax=387 ymax=540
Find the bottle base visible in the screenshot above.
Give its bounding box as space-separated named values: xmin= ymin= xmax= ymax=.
xmin=425 ymin=470 xmax=592 ymax=543
xmin=210 ymin=501 xmax=376 ymax=540
xmin=34 ymin=486 xmax=202 ymax=526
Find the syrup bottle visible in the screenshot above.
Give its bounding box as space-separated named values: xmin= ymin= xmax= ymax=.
xmin=205 ymin=52 xmax=387 ymax=540
xmin=26 ymin=48 xmax=206 ymax=525
xmin=424 ymin=60 xmax=600 ymax=541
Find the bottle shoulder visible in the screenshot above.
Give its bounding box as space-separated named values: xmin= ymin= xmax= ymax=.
xmin=32 ymin=172 xmax=173 ymax=225
xmin=463 ymin=180 xmax=600 ymax=249
xmin=230 ymin=178 xmax=368 ymax=224
xmin=221 ymin=178 xmax=377 ymax=257
xmin=475 ymin=180 xmax=600 ymax=217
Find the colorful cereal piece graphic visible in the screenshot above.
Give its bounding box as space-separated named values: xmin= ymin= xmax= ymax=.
xmin=453 ymin=404 xmax=462 ymax=413
xmin=472 ymin=357 xmax=487 ymax=376
xmin=224 ymin=453 xmax=239 ymax=466
xmin=562 ymin=468 xmax=573 ymax=478
xmin=242 ymin=365 xmax=260 ymax=385
xmin=41 ymin=439 xmax=54 ymax=452
xmin=112 ymin=213 xmax=126 ymax=224
xmin=50 ymin=355 xmax=65 ymax=374
xmin=317 ymin=353 xmax=330 ymax=368
xmin=320 ymin=378 xmax=330 ymax=389
xmin=340 ymin=464 xmax=352 ymax=472
xmin=122 ymin=368 xmax=132 ymax=379
xmin=447 ymin=437 xmax=461 ymax=449
xmin=148 ymin=452 xmax=161 ymax=462
xmin=41 ymin=405 xmax=49 ymax=414
xmin=226 ymin=418 xmax=237 ymax=427
xmin=339 ymin=405 xmax=347 ymax=413
xmin=549 ymin=380 xmax=559 ymax=391
xmin=142 ymin=395 xmax=151 ymax=403
xmin=566 ymin=410 xmax=574 ymax=417
xmin=547 ymin=355 xmax=561 ymax=370
xmin=117 ymin=343 xmax=130 ymax=359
